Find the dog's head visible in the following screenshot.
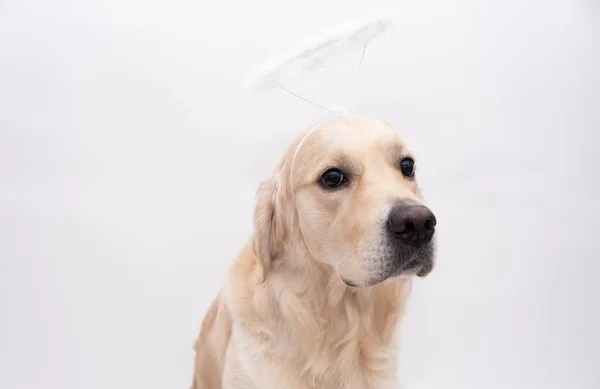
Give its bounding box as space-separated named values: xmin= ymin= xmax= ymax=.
xmin=253 ymin=116 xmax=436 ymax=287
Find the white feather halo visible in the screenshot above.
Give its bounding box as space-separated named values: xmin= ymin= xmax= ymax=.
xmin=244 ymin=13 xmax=395 ymax=92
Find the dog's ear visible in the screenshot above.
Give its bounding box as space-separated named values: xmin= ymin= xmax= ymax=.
xmin=252 ymin=174 xmax=288 ymax=281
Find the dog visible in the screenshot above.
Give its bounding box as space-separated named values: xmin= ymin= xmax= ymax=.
xmin=190 ymin=115 xmax=437 ymax=389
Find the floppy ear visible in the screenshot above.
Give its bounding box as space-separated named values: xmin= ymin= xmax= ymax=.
xmin=252 ymin=174 xmax=288 ymax=282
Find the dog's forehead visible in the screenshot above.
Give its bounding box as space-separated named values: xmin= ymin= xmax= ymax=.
xmin=307 ymin=116 xmax=403 ymax=152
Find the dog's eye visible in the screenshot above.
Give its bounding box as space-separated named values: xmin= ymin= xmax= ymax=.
xmin=400 ymin=158 xmax=415 ymax=177
xmin=320 ymin=168 xmax=345 ymax=189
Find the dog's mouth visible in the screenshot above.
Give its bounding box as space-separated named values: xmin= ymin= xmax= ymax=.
xmin=340 ymin=243 xmax=435 ymax=288
xmin=416 ymin=260 xmax=434 ymax=277
xmin=402 ymin=261 xmax=433 ymax=278
xmin=398 ymin=256 xmax=434 ymax=278
xmin=378 ymin=244 xmax=436 ymax=283
xmin=342 ymin=263 xmax=432 ymax=288
xmin=341 ymin=278 xmax=359 ymax=288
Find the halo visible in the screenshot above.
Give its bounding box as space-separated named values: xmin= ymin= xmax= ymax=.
xmin=244 ymin=13 xmax=395 ymax=94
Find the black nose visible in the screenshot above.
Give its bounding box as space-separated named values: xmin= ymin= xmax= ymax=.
xmin=388 ymin=205 xmax=436 ymax=246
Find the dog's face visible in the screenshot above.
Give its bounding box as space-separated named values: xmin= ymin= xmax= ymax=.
xmin=254 ymin=116 xmax=436 ymax=287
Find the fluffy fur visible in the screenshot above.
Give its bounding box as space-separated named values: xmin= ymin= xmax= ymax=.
xmin=190 ymin=116 xmax=436 ymax=389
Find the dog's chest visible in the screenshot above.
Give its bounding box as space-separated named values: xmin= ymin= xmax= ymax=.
xmin=234 ymin=325 xmax=398 ymax=389
xmin=240 ymin=299 xmax=400 ymax=389
xmin=303 ymin=333 xmax=398 ymax=389
xmin=225 ymin=266 xmax=410 ymax=389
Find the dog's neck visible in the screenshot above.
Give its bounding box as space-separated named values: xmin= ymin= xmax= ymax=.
xmin=226 ymin=241 xmax=412 ymax=387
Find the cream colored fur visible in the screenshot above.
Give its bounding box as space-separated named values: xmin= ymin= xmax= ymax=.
xmin=191 ymin=115 xmax=433 ymax=389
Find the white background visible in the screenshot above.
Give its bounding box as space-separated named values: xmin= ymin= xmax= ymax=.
xmin=1 ymin=0 xmax=599 ymax=388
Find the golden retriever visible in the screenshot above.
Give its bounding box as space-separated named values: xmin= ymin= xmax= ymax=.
xmin=190 ymin=115 xmax=437 ymax=389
